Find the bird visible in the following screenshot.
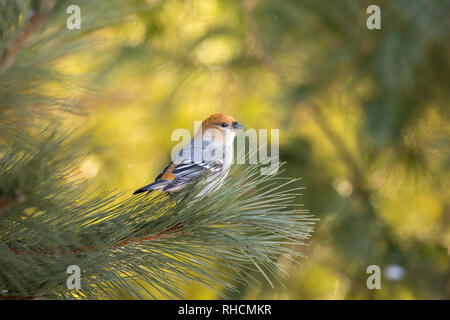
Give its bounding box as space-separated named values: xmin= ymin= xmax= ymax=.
xmin=133 ymin=113 xmax=243 ymax=196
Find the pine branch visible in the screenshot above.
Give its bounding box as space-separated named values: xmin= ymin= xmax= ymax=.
xmin=0 ymin=0 xmax=319 ymax=300
xmin=0 ymin=131 xmax=314 ymax=299
xmin=0 ymin=0 xmax=55 ymax=76
xmin=8 ymin=223 xmax=187 ymax=256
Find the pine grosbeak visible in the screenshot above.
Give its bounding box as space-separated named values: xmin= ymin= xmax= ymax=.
xmin=133 ymin=113 xmax=243 ymax=196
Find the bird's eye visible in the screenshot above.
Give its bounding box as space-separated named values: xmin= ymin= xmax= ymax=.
xmin=221 ymin=123 xmax=228 ymax=128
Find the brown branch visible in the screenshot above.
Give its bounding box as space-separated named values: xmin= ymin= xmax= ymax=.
xmin=8 ymin=223 xmax=188 ymax=256
xmin=112 ymin=223 xmax=187 ymax=248
xmin=0 ymin=295 xmax=37 ymax=300
xmin=4 ymin=223 xmax=188 ymax=299
xmin=0 ymin=194 xmax=26 ymax=214
xmin=0 ymin=0 xmax=55 ymax=76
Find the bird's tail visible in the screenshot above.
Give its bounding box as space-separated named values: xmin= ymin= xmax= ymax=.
xmin=133 ymin=181 xmax=167 ymax=195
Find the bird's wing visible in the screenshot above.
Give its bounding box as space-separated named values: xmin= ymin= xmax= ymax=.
xmin=155 ymin=161 xmax=177 ymax=181
xmin=161 ymin=160 xmax=223 ymax=191
xmin=133 ymin=161 xmax=180 ymax=194
xmin=134 ymin=138 xmax=223 ymax=194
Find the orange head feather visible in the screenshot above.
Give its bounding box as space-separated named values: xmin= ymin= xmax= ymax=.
xmin=201 ymin=113 xmax=242 ymax=132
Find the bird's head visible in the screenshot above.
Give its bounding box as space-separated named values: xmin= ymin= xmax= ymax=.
xmin=202 ymin=113 xmax=243 ymax=133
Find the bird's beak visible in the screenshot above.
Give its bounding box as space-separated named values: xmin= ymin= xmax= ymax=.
xmin=232 ymin=121 xmax=243 ymax=130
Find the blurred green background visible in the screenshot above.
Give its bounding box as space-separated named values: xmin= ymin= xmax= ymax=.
xmin=59 ymin=0 xmax=448 ymax=299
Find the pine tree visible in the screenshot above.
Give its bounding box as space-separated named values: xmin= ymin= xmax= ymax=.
xmin=0 ymin=1 xmax=314 ymax=299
